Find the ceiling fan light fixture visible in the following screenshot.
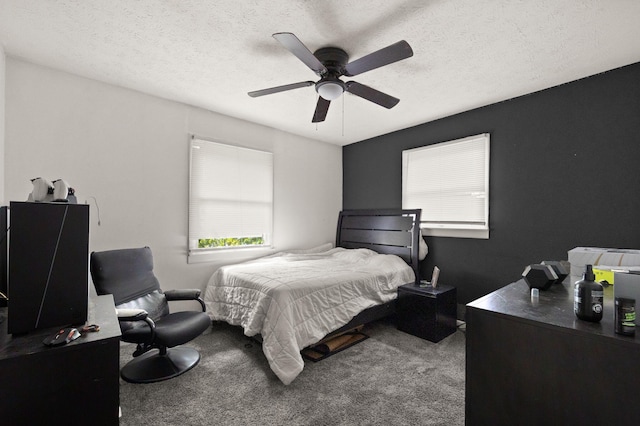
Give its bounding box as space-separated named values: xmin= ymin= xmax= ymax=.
xmin=316 ymin=80 xmax=345 ymax=101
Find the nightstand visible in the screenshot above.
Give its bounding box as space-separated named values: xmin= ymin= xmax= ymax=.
xmin=396 ymin=283 xmax=457 ymax=342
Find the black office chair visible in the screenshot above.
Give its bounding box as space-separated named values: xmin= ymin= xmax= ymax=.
xmin=90 ymin=246 xmax=211 ymax=383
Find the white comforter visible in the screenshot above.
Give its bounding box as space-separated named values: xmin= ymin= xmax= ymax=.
xmin=204 ymin=246 xmax=415 ymax=384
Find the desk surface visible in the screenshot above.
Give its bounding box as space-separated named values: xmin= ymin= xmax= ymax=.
xmin=0 ymin=293 xmax=121 ymax=360
xmin=467 ymin=277 xmax=639 ymax=346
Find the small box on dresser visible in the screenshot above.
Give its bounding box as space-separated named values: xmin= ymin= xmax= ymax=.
xmin=396 ymin=283 xmax=457 ymax=342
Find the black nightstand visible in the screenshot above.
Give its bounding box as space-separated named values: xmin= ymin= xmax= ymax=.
xmin=396 ymin=283 xmax=457 ymax=342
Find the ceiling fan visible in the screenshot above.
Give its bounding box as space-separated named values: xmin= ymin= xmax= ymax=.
xmin=248 ymin=32 xmax=413 ymax=123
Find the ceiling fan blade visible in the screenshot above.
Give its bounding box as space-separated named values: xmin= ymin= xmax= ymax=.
xmin=248 ymin=81 xmax=315 ymax=97
xmin=343 ymin=40 xmax=413 ymax=77
xmin=345 ymin=81 xmax=400 ymax=109
xmin=312 ymin=97 xmax=331 ymax=123
xmin=273 ymin=32 xmax=327 ymax=75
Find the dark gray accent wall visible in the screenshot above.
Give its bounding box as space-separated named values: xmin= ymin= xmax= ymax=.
xmin=343 ymin=62 xmax=640 ymax=307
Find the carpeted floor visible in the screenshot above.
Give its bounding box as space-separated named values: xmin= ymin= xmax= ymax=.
xmin=118 ymin=318 xmax=466 ymax=425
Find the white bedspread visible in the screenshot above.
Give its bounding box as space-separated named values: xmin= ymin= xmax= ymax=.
xmin=203 ymin=246 xmax=415 ymax=384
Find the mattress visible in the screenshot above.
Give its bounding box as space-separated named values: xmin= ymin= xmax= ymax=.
xmin=203 ymin=246 xmax=415 ymax=384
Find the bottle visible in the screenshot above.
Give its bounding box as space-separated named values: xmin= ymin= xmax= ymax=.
xmin=614 ymin=297 xmax=636 ymax=336
xmin=574 ymin=264 xmax=604 ymax=322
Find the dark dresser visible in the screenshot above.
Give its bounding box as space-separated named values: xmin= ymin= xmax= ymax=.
xmin=466 ymin=278 xmax=640 ymax=425
xmin=0 ymin=292 xmax=121 ymax=424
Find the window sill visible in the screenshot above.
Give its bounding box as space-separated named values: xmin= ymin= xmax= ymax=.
xmin=187 ymin=245 xmax=274 ymax=264
xmin=422 ymin=227 xmax=489 ymax=239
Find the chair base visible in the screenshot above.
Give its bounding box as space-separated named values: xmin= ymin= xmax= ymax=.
xmin=121 ymin=346 xmax=201 ymax=384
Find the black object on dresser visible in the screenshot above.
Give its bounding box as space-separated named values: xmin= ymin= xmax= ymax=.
xmin=8 ymin=201 xmax=89 ymax=334
xmin=0 ymin=292 xmax=121 ymax=424
xmin=466 ymin=278 xmax=640 ymax=425
xmin=397 ymin=283 xmax=457 ymax=342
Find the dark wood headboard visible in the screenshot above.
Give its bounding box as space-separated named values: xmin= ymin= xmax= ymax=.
xmin=336 ymin=209 xmax=422 ymax=285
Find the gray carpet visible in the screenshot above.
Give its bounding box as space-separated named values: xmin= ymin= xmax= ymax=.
xmin=118 ymin=318 xmax=466 ymax=425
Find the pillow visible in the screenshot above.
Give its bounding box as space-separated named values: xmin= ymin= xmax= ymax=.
xmin=419 ymin=230 xmax=429 ymax=260
xmin=281 ymin=242 xmax=334 ymax=255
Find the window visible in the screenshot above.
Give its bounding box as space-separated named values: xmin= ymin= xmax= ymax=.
xmin=402 ymin=133 xmax=490 ymax=239
xmin=188 ymin=137 xmax=273 ymax=259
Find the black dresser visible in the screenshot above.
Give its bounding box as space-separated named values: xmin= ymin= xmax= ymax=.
xmin=0 ymin=292 xmax=121 ymax=424
xmin=466 ymin=278 xmax=640 ymax=425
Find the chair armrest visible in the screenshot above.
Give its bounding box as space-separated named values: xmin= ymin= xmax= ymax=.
xmin=116 ymin=308 xmax=149 ymax=321
xmin=164 ymin=289 xmax=201 ymax=301
xmin=116 ymin=308 xmax=157 ymax=342
xmin=164 ymin=289 xmax=206 ymax=312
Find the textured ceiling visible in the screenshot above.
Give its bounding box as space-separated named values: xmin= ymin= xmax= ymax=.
xmin=1 ymin=0 xmax=640 ymax=145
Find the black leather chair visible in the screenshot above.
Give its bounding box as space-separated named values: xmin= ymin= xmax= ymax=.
xmin=90 ymin=246 xmax=211 ymax=383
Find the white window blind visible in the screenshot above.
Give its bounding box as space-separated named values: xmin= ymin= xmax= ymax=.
xmin=189 ymin=137 xmax=273 ymax=253
xmin=402 ymin=133 xmax=490 ymax=239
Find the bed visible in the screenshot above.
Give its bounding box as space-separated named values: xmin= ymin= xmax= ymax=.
xmin=203 ymin=209 xmax=423 ymax=384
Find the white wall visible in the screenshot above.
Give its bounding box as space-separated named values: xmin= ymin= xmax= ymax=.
xmin=4 ymin=58 xmax=342 ymax=298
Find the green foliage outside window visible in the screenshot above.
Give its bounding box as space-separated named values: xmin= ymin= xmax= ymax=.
xmin=198 ymin=236 xmax=264 ymax=249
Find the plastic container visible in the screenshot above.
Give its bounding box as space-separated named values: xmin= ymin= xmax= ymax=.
xmin=615 ymin=297 xmax=636 ymax=336
xmin=574 ymin=264 xmax=604 ymax=322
